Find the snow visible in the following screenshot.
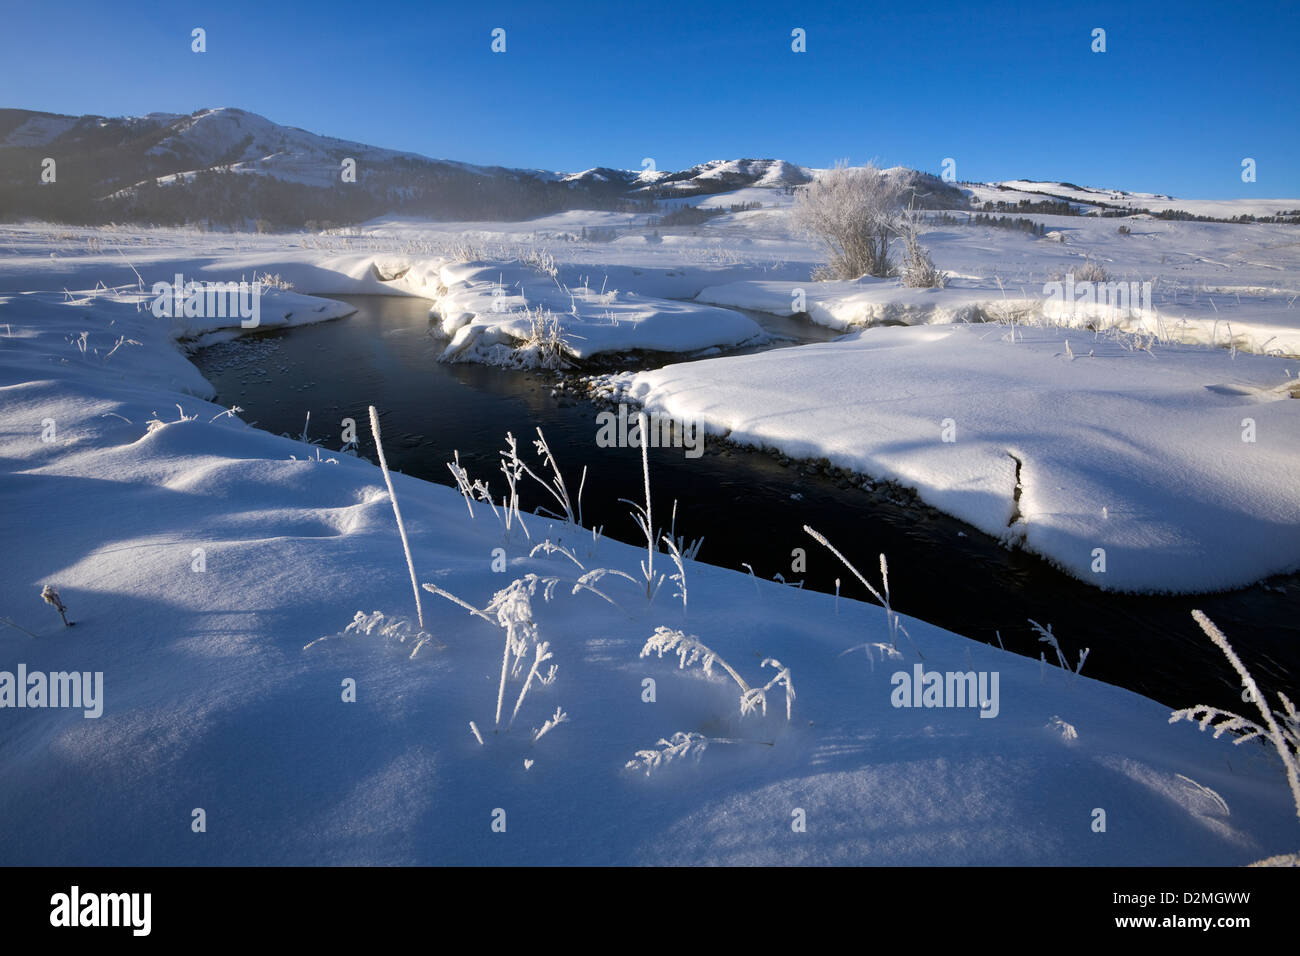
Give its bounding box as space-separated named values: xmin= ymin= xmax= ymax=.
xmin=612 ymin=323 xmax=1300 ymax=593
xmin=1 ymin=286 xmax=1297 ymax=864
xmin=696 ymin=276 xmax=994 ymax=329
xmin=5 ymin=91 xmax=1300 ymax=866
xmin=0 ymin=114 xmax=80 ymax=147
xmin=96 ymin=107 xmax=484 ymax=193
xmin=966 ymin=180 xmax=1300 ymax=221
xmin=1 ymin=187 xmax=1296 ymax=596
xmin=431 ymin=260 xmax=764 ymax=362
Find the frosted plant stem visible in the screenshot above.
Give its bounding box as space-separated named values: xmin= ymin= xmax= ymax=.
xmin=803 ymin=525 xmax=885 ymax=606
xmin=640 ymin=412 xmax=653 ymax=595
xmin=508 ymin=642 xmax=551 ymax=729
xmin=368 ymin=405 xmax=424 ymax=629
xmin=804 ymin=525 xmax=922 ymax=659
xmin=714 ymin=656 xmax=752 ymax=694
xmin=1193 ymin=610 xmax=1300 ymax=823
xmin=495 ymin=630 xmax=512 ymax=728
xmin=577 ymin=465 xmax=587 ymax=529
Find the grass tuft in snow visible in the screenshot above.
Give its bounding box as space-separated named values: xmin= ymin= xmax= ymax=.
xmin=1028 ymin=619 xmax=1089 ymax=684
xmin=145 ymin=403 xmax=197 ymax=434
xmin=422 ymin=574 xmax=564 ymax=732
xmin=803 ymin=525 xmax=921 ymax=659
xmin=517 ymin=306 xmax=573 ymax=370
xmin=640 ymin=626 xmax=794 ymax=721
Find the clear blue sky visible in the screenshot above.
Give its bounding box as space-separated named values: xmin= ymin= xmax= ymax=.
xmin=3 ymin=0 xmax=1297 ymax=197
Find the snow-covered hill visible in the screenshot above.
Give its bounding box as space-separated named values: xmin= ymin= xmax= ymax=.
xmin=965 ymin=179 xmax=1300 ymax=221
xmin=4 ymin=106 xmax=1293 ymax=229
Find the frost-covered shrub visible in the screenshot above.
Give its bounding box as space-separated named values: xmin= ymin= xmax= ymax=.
xmin=1075 ymin=257 xmax=1109 ymax=282
xmin=791 ymin=161 xmax=903 ymax=279
xmin=897 ymin=204 xmax=945 ymax=289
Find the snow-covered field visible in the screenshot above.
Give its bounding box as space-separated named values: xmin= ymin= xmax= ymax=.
xmin=2 ymin=183 xmax=1299 ymax=864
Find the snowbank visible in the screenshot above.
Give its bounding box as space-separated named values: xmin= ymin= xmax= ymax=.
xmin=697 ymin=273 xmax=1300 ymax=357
xmin=614 ymin=324 xmax=1300 ymax=593
xmin=432 ymin=260 xmax=764 ymax=363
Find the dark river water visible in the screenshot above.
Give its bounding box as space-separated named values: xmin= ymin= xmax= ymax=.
xmin=191 ymin=294 xmax=1300 ymax=712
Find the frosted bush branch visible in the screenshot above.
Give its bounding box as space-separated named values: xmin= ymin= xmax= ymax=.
xmin=841 ymin=641 xmax=904 ymax=673
xmin=420 ymin=582 xmax=495 ymax=623
xmin=145 ymin=403 xmax=197 ymax=434
xmin=208 ymin=405 xmax=243 ymax=423
xmin=447 ymin=450 xmax=493 ymax=521
xmin=667 ymin=498 xmax=704 ymax=561
xmin=517 ymin=306 xmax=572 ymax=369
xmin=897 ymin=198 xmax=945 ymax=289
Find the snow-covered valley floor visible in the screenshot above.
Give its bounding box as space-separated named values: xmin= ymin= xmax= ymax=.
xmin=1 ymin=204 xmax=1298 ymax=865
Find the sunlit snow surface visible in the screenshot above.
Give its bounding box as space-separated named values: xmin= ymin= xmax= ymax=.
xmin=0 ymin=187 xmax=1298 ymax=863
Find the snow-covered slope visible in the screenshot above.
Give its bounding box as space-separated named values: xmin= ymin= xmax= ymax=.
xmin=137 ymin=107 xmax=447 ymax=187
xmin=1 ymin=284 xmax=1296 ymax=865
xmin=965 ymin=180 xmax=1300 ymax=221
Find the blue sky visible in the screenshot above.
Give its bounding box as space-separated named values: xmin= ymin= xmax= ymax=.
xmin=2 ymin=0 xmax=1297 ymax=197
